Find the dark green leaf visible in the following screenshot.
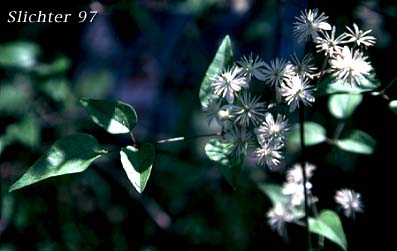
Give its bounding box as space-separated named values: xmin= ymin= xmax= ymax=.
xmin=288 ymin=122 xmax=327 ymax=146
xmin=9 ymin=133 xmax=106 ymax=192
xmin=328 ymin=94 xmax=363 ymax=119
xmin=0 ymin=41 xmax=41 ymax=69
xmin=257 ymin=183 xmax=287 ymax=205
xmin=199 ymin=35 xmax=234 ymax=107
xmin=389 ymin=100 xmax=397 ymax=115
xmin=309 ymin=210 xmax=347 ymax=251
xmin=120 ymin=143 xmax=155 ymax=193
xmin=336 ymin=130 xmax=375 ymax=155
xmin=204 ymin=138 xmax=244 ymax=189
xmin=80 ymin=98 xmax=138 ymax=134
xmin=316 ymin=74 xmax=380 ymax=96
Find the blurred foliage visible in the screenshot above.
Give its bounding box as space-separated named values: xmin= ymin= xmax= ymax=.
xmin=1 ymin=0 xmax=397 ymax=251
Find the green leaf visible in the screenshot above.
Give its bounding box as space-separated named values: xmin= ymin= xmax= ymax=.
xmin=9 ymin=133 xmax=106 ymax=192
xmin=389 ymin=100 xmax=397 ymax=115
xmin=120 ymin=143 xmax=155 ymax=193
xmin=199 ymin=35 xmax=234 ymax=107
xmin=328 ymin=94 xmax=363 ymax=119
xmin=0 ymin=41 xmax=41 ymax=69
xmin=5 ymin=113 xmax=40 ymax=148
xmin=80 ymin=99 xmax=138 ymax=134
xmin=309 ymin=210 xmax=347 ymax=251
xmin=289 ymin=122 xmax=327 ymax=146
xmin=316 ymin=74 xmax=380 ymax=96
xmin=257 ymin=183 xmax=287 ymax=205
xmin=204 ymin=138 xmax=244 ymax=189
xmin=336 ymin=130 xmax=375 ymax=155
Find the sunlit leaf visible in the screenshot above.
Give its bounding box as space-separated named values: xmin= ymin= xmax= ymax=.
xmin=0 ymin=41 xmax=41 ymax=69
xmin=316 ymin=74 xmax=380 ymax=96
xmin=120 ymin=143 xmax=155 ymax=193
xmin=204 ymin=138 xmax=244 ymax=189
xmin=289 ymin=122 xmax=327 ymax=146
xmin=9 ymin=133 xmax=106 ymax=192
xmin=336 ymin=130 xmax=375 ymax=155
xmin=328 ymin=94 xmax=363 ymax=119
xmin=309 ymin=210 xmax=347 ymax=251
xmin=80 ymin=98 xmax=138 ymax=134
xmin=199 ymin=35 xmax=233 ymax=107
xmin=389 ymin=100 xmax=397 ymax=115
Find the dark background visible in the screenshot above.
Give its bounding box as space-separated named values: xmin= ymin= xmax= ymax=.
xmin=1 ymin=0 xmax=397 ymax=250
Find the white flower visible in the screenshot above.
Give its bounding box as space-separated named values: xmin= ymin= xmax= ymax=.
xmin=293 ymin=9 xmax=332 ymax=43
xmin=255 ymin=113 xmax=289 ymax=144
xmin=286 ymin=162 xmax=316 ymax=184
xmin=237 ymin=53 xmax=266 ymax=82
xmin=282 ymin=163 xmax=316 ymax=207
xmin=211 ymin=66 xmax=248 ymax=104
xmin=267 ymin=204 xmax=294 ymax=237
xmin=258 ymin=58 xmax=294 ymax=87
xmin=232 ymin=91 xmax=266 ymax=127
xmin=255 ymin=140 xmax=284 ymax=169
xmin=329 ymin=46 xmax=372 ymax=85
xmin=335 ymin=189 xmax=363 ymax=219
xmin=316 ymin=26 xmax=348 ymax=56
xmin=224 ymin=126 xmax=255 ymax=157
xmin=290 ymin=53 xmax=317 ymax=78
xmin=283 ymin=182 xmax=306 ymax=206
xmin=345 ymin=23 xmax=376 ymax=47
xmin=281 ymin=76 xmax=315 ymax=112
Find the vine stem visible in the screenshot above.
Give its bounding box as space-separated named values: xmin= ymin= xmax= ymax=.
xmin=299 ymin=106 xmax=312 ymax=250
xmin=156 ymin=132 xmax=221 ymax=144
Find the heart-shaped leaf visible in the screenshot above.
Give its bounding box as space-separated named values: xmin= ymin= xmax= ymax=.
xmin=309 ymin=210 xmax=347 ymax=251
xmin=289 ymin=122 xmax=327 ymax=146
xmin=80 ymin=98 xmax=138 ymax=134
xmin=328 ymin=94 xmax=363 ymax=119
xmin=9 ymin=133 xmax=106 ymax=192
xmin=205 ymin=138 xmax=244 ymax=189
xmin=199 ymin=35 xmax=234 ymax=107
xmin=336 ymin=130 xmax=375 ymax=155
xmin=120 ymin=143 xmax=155 ymax=193
xmin=316 ymin=73 xmax=380 ymax=96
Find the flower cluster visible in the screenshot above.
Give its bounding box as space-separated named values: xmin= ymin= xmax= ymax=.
xmin=267 ymin=163 xmax=317 ymax=237
xmin=294 ymin=9 xmax=375 ymax=85
xmin=203 ymin=47 xmax=320 ymax=170
xmin=202 ymin=8 xmax=371 ymax=239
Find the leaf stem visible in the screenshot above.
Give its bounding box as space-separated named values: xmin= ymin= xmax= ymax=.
xmin=156 ymin=132 xmax=221 ymax=144
xmin=129 ymin=131 xmax=137 ymax=146
xmin=299 ymin=107 xmax=312 ymax=250
xmin=332 ymin=121 xmax=346 ymax=142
